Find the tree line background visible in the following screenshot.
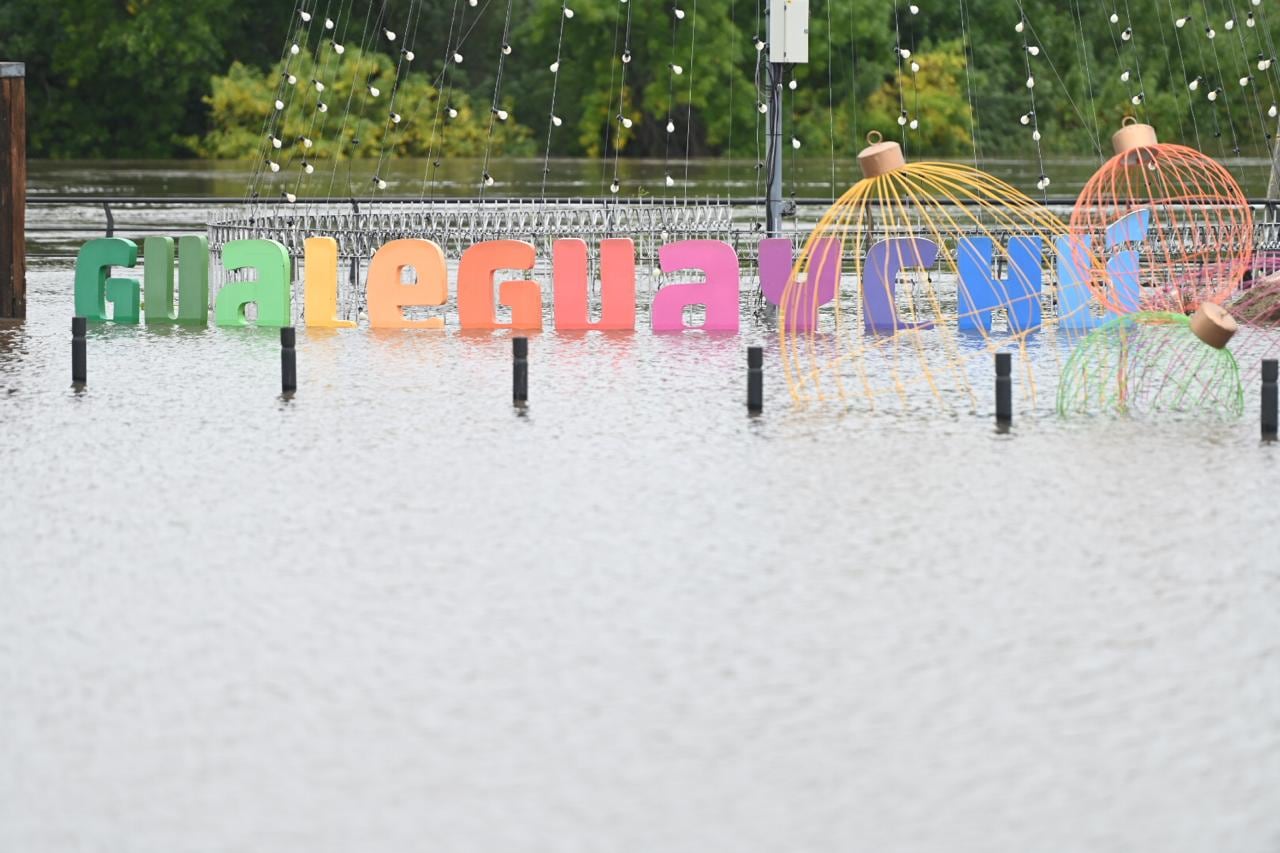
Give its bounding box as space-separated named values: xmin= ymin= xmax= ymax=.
xmin=4 ymin=0 xmax=1280 ymax=161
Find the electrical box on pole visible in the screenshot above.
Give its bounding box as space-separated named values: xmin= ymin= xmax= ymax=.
xmin=763 ymin=0 xmax=809 ymax=246
xmin=768 ymin=0 xmax=810 ymax=65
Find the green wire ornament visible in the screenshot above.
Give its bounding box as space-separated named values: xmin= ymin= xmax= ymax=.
xmin=1057 ymin=302 xmax=1244 ymax=418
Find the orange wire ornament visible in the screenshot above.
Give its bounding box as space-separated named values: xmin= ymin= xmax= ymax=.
xmin=1070 ymin=119 xmax=1253 ymax=316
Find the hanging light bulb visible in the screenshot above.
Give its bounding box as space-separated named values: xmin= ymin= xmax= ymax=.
xmin=909 ymin=119 xmax=919 ymax=130
xmin=283 ymin=191 xmax=297 ymax=203
xmin=313 ymin=80 xmax=325 ymax=92
xmin=496 ymin=108 xmax=509 ymax=121
xmin=1015 ymin=20 xmax=1024 ymax=33
xmin=300 ymin=135 xmax=313 ymax=148
xmin=1208 ymin=88 xmax=1220 ymax=101
xmin=325 ymin=17 xmax=334 ymax=29
xmin=1225 ymin=18 xmax=1235 ymax=31
xmin=753 ymin=35 xmax=765 ymax=52
xmin=1036 ymin=175 xmax=1051 ymax=190
xmin=622 ymin=50 xmax=631 ymax=63
xmin=318 ymin=102 xmax=328 ymax=113
xmin=1131 ymin=92 xmax=1144 ymax=105
xmin=285 ymin=73 xmax=297 ymax=85
xmin=303 ymin=161 xmax=314 ymax=174
xmin=369 ymin=85 xmax=380 ymax=97
xmin=373 ymin=176 xmax=388 ymax=189
xmin=671 ymin=63 xmax=683 ymax=75
xmin=483 ymin=171 xmax=495 ymax=186
xmin=666 ymin=119 xmax=676 ymax=133
xmin=334 ymin=42 xmax=345 ymax=54
xmin=384 ymin=29 xmax=396 ymax=41
xmin=469 ymin=0 xmax=477 ymax=6
xmin=665 ymin=173 xmax=675 ymax=186
xmin=1121 ymin=27 xmax=1132 ymax=41
xmin=1269 ymin=103 xmax=1278 ymax=118
xmin=390 ymin=111 xmax=401 ymax=124
xmin=268 ymin=160 xmax=280 ymax=172
xmin=791 ymin=136 xmax=802 ymax=149
xmin=621 ymin=115 xmax=633 ymax=128
xmin=610 ymin=178 xmax=620 ymax=193
xmin=673 ymin=6 xmax=685 ymax=19
xmin=1032 ymin=129 xmax=1041 ymax=141
xmin=564 ymin=6 xmax=574 ymax=17
xmin=757 ymin=101 xmax=768 ymax=114
xmin=549 ymin=60 xmax=559 ymax=72
xmin=910 ymin=61 xmax=920 ymax=73
xmin=1026 ymin=45 xmax=1040 ymax=56
xmin=274 ymin=98 xmax=285 ymax=110
xmin=1189 ymin=76 xmax=1201 ymax=91
xmin=551 ymin=114 xmax=562 ymax=126
xmin=300 ymin=10 xmax=312 ymax=22
xmin=898 ymin=47 xmax=911 ymax=59
xmin=897 ymin=113 xmax=908 ymax=126
xmin=1120 ymin=69 xmax=1131 ymax=82
xmin=402 ymin=48 xmax=416 ymax=61
xmin=1247 ymin=13 xmax=1256 ymax=28
xmin=1020 ymin=112 xmax=1033 ymax=125
xmin=502 ymin=43 xmax=512 ymax=55
xmin=1259 ymin=58 xmax=1273 ymax=71
xmin=1176 ymin=17 xmax=1190 ymax=28
xmin=448 ymin=106 xmax=458 ymax=118
xmin=453 ymin=51 xmax=464 ymax=63
xmin=788 ymin=78 xmax=798 ymax=90
xmin=270 ymin=135 xmax=282 ymax=149
xmin=1240 ymin=75 xmax=1252 ymax=87
xmin=1206 ymin=26 xmax=1216 ymax=39
xmin=1109 ymin=12 xmax=1119 ymax=24
xmin=909 ymin=4 xmax=919 ymax=13
xmin=1026 ymin=75 xmax=1036 ymax=88
xmin=290 ymin=43 xmax=300 ymax=55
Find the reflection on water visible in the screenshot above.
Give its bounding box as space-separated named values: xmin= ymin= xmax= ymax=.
xmin=2 ymin=263 xmax=1280 ymax=852
xmin=28 ymin=155 xmax=1280 ymax=200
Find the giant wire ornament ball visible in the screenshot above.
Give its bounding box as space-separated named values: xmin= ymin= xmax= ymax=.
xmin=779 ymin=132 xmax=1104 ymax=410
xmin=1225 ymin=266 xmax=1280 ymax=384
xmin=1069 ymin=120 xmax=1252 ymax=316
xmin=1056 ymin=302 xmax=1243 ymax=418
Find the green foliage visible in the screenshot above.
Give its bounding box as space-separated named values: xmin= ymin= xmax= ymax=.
xmin=863 ymin=42 xmax=974 ymax=156
xmin=192 ymin=46 xmax=531 ymax=159
xmin=6 ymin=0 xmax=1280 ymax=160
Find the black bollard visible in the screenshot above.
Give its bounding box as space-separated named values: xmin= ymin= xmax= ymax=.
xmin=281 ymin=326 xmax=297 ymax=394
xmin=71 ymin=316 xmax=86 ymax=386
xmin=513 ymin=336 xmax=528 ymax=406
xmin=1263 ymin=359 xmax=1278 ymax=439
xmin=747 ymin=346 xmax=763 ymax=415
xmin=995 ymin=352 xmax=1012 ymax=424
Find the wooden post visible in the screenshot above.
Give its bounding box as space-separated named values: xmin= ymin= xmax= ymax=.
xmin=0 ymin=62 xmax=25 ymax=319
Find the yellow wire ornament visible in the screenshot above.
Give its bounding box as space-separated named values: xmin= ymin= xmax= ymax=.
xmin=779 ymin=132 xmax=1103 ymax=412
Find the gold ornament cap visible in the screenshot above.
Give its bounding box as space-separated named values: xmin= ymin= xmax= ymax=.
xmin=1112 ymin=117 xmax=1159 ymax=155
xmin=1190 ymin=300 xmax=1238 ymax=349
xmin=858 ymin=131 xmax=906 ymax=178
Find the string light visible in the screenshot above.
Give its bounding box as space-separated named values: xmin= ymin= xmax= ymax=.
xmin=318 ymin=102 xmax=328 ymax=112
xmin=610 ymin=178 xmax=620 ymax=193
xmin=302 ymin=161 xmax=314 ymax=174
xmin=373 ymin=176 xmax=388 ymax=189
xmin=324 ymin=17 xmax=334 ymax=29
xmin=268 ymin=160 xmax=280 ymax=172
xmin=622 ymin=50 xmax=631 ymax=63
xmin=402 ymin=48 xmax=415 ymax=61
xmin=563 ymin=7 xmax=574 ymax=17
xmin=667 ymin=119 xmax=676 ymax=133
xmin=483 ymin=171 xmax=495 ymax=186
xmin=502 ymin=43 xmax=512 ymax=55
xmin=290 ymin=43 xmax=300 ymax=55
xmin=551 ymin=114 xmax=562 ymax=126
xmin=333 ymin=42 xmax=345 ymax=54
xmin=313 ymin=80 xmax=325 ymax=92
xmin=284 ymin=73 xmax=297 ymax=85
xmin=671 ymin=63 xmax=684 ymax=75
xmin=791 ymin=136 xmax=801 ymax=149
xmin=788 ymin=78 xmax=798 ymax=90
xmin=494 ymin=108 xmax=509 ymax=120
xmin=673 ymin=6 xmax=685 ymax=19
xmin=453 ymin=51 xmax=463 ymax=63
xmin=369 ymin=85 xmax=380 ymax=97
xmin=274 ymin=98 xmax=285 ymax=110
xmin=665 ymin=173 xmax=675 ymax=186
xmin=270 ymin=135 xmax=282 ymax=148
xmin=390 ymin=111 xmax=402 ymax=123
xmin=549 ymin=60 xmax=559 ymax=72
xmin=283 ymin=191 xmax=297 ymax=203
xmin=448 ymin=106 xmax=458 ymax=118
xmin=299 ymin=10 xmax=312 ymax=22
xmin=299 ymin=135 xmax=313 ymax=148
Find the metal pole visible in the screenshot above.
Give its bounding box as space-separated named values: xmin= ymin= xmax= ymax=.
xmin=747 ymin=346 xmax=764 ymax=414
xmin=71 ymin=316 xmax=86 ymax=386
xmin=995 ymin=352 xmax=1012 ymax=424
xmin=1 ymin=61 xmax=25 ymax=319
xmin=765 ymin=60 xmax=784 ymax=239
xmin=1263 ymin=359 xmax=1278 ymax=439
xmin=281 ymin=326 xmax=297 ymax=394
xmin=513 ymin=336 xmax=528 ymax=406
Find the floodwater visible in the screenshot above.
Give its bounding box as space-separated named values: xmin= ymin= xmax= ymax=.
xmin=3 ymin=166 xmax=1280 ymax=853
